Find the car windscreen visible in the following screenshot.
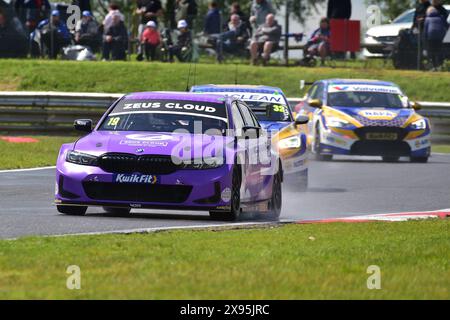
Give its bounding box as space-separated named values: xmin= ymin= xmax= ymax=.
xmin=244 ymin=101 xmax=292 ymax=122
xmin=99 ymin=99 xmax=228 ymax=135
xmin=328 ymin=91 xmax=404 ymax=109
xmin=393 ymin=10 xmax=414 ymax=24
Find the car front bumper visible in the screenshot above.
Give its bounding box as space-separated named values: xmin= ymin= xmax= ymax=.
xmin=55 ymin=161 xmax=234 ymax=211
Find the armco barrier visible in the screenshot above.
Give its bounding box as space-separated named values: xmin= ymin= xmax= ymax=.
xmin=0 ymin=92 xmax=449 ymax=143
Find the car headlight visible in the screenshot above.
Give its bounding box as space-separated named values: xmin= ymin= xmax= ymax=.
xmin=278 ymin=136 xmax=301 ymax=149
xmin=410 ymin=119 xmax=427 ymax=130
xmin=66 ymin=151 xmax=98 ymax=166
xmin=326 ymin=117 xmax=350 ymax=128
xmin=181 ymin=157 xmax=224 ymax=169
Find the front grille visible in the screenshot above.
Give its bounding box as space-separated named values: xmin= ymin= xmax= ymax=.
xmin=354 ymin=116 xmax=409 ymax=127
xmin=374 ymin=36 xmax=397 ymax=43
xmin=83 ymin=182 xmax=192 ymax=203
xmin=354 ymin=127 xmax=407 ymax=141
xmin=351 ymin=141 xmax=411 ymax=156
xmin=98 ymin=153 xmax=180 ymax=174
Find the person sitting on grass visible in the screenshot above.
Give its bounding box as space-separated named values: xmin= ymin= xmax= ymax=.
xmin=75 ymin=10 xmax=101 ymax=52
xmin=169 ymin=19 xmax=192 ymax=62
xmin=33 ymin=10 xmax=71 ymax=59
xmin=304 ymin=17 xmax=331 ymax=66
xmin=138 ymin=20 xmax=161 ymax=61
xmin=249 ymin=13 xmax=281 ymax=66
xmin=102 ymin=12 xmax=128 ymax=61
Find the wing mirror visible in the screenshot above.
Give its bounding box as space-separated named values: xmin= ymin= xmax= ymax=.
xmin=74 ymin=119 xmax=93 ymax=133
xmin=411 ymin=102 xmax=421 ymax=111
xmin=242 ymin=126 xmax=261 ymax=138
xmin=295 ymin=114 xmax=309 ymax=125
xmin=308 ymin=99 xmax=322 ymax=108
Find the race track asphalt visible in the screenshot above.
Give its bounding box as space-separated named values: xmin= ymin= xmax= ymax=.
xmin=1 ymin=154 xmax=449 ymax=239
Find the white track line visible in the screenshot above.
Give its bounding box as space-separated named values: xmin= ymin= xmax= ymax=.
xmin=4 ymin=220 xmax=295 ymax=240
xmin=0 ymin=166 xmax=55 ymax=174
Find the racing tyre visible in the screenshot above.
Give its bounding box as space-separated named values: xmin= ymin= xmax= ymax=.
xmin=103 ymin=207 xmax=131 ymax=215
xmin=209 ymin=165 xmax=241 ymax=221
xmin=410 ymin=156 xmax=428 ymax=163
xmin=267 ymin=171 xmax=282 ymax=220
xmin=314 ymin=126 xmax=332 ymax=161
xmin=57 ymin=205 xmax=87 ymax=216
xmin=382 ymin=156 xmax=400 ymax=162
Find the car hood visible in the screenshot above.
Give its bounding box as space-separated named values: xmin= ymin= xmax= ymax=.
xmin=73 ymin=131 xmax=234 ymax=158
xmin=366 ymin=23 xmax=411 ymax=38
xmin=327 ymin=106 xmax=416 ymax=127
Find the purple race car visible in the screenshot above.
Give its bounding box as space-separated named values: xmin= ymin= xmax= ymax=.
xmin=55 ymin=92 xmax=282 ymax=221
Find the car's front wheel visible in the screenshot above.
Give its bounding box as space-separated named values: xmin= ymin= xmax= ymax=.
xmin=267 ymin=171 xmax=282 ymax=220
xmin=314 ymin=125 xmax=332 ymax=161
xmin=57 ymin=205 xmax=87 ymax=216
xmin=209 ymin=165 xmax=241 ymax=221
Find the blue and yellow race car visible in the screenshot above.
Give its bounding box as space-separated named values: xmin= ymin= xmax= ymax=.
xmin=294 ymin=79 xmax=431 ymax=162
xmin=191 ymin=85 xmax=310 ymax=190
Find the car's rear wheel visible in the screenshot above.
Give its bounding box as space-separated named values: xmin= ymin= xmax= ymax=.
xmin=267 ymin=171 xmax=282 ymax=220
xmin=410 ymin=156 xmax=429 ymax=163
xmin=103 ymin=207 xmax=131 ymax=215
xmin=209 ymin=165 xmax=241 ymax=221
xmin=314 ymin=126 xmax=332 ymax=161
xmin=57 ymin=205 xmax=87 ymax=216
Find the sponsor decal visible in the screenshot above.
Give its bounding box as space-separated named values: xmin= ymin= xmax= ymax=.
xmin=126 ymin=134 xmax=173 ymax=141
xmin=358 ymin=110 xmax=397 ymax=120
xmin=221 ymin=188 xmax=232 ymax=202
xmin=202 ymin=92 xmax=283 ymax=104
xmin=329 ymin=85 xmax=402 ymax=95
xmin=114 ymin=174 xmax=159 ymax=184
xmin=110 ymin=99 xmax=227 ymax=120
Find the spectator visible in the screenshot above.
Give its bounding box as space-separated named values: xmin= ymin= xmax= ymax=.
xmin=229 ymin=2 xmax=248 ymax=26
xmin=175 ymin=0 xmax=197 ymax=30
xmin=431 ymin=0 xmax=449 ymax=29
xmin=75 ymin=10 xmax=100 ymax=52
xmin=139 ymin=20 xmax=160 ymax=61
xmin=216 ymin=13 xmax=250 ymax=62
xmin=169 ymin=19 xmax=192 ymax=62
xmin=72 ymin=0 xmax=91 ymax=13
xmin=0 ymin=6 xmax=28 ymax=58
xmin=15 ymin=0 xmax=51 ymax=32
xmin=135 ymin=0 xmax=163 ymax=58
xmin=326 ymin=0 xmax=351 ymax=20
xmin=103 ymin=3 xmax=125 ymax=32
xmin=249 ymin=13 xmax=281 ymax=66
xmin=103 ymin=12 xmax=128 ymax=61
xmin=204 ymin=1 xmax=221 ymax=35
xmin=424 ymin=6 xmax=447 ymax=70
xmin=412 ymin=0 xmax=431 ymax=32
xmin=249 ymin=0 xmax=275 ymax=28
xmin=304 ymin=17 xmax=331 ymax=66
xmin=33 ymin=10 xmax=71 ymax=58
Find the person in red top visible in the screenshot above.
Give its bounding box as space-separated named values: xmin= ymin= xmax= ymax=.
xmin=139 ymin=20 xmax=160 ymax=61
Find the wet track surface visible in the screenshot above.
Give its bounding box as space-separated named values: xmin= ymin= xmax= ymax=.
xmin=1 ymin=154 xmax=449 ymax=239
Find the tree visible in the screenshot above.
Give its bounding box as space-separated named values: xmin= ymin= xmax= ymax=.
xmin=366 ymin=0 xmax=415 ymax=21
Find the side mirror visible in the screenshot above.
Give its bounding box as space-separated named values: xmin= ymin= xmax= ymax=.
xmin=295 ymin=114 xmax=309 ymax=125
xmin=74 ymin=119 xmax=92 ymax=133
xmin=308 ymin=99 xmax=322 ymax=108
xmin=411 ymin=102 xmax=421 ymax=111
xmin=242 ymin=126 xmax=261 ymax=138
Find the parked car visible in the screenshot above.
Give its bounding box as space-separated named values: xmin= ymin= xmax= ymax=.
xmin=364 ymin=5 xmax=450 ymax=58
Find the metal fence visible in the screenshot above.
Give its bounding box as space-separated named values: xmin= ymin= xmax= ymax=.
xmin=0 ymin=91 xmax=449 ymax=143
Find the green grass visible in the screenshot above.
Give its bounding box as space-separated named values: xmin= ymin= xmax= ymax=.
xmin=0 ymin=220 xmax=448 ymax=299
xmin=432 ymin=144 xmax=450 ymax=153
xmin=0 ymin=135 xmax=76 ymax=169
xmin=1 ymin=59 xmax=450 ymax=101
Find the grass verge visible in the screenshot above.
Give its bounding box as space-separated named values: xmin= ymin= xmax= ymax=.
xmin=432 ymin=144 xmax=450 ymax=153
xmin=0 ymin=135 xmax=75 ymax=169
xmin=0 ymin=59 xmax=450 ymax=101
xmin=0 ymin=220 xmax=448 ymax=299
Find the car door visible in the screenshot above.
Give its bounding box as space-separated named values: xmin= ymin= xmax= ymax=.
xmin=238 ymin=101 xmax=267 ymax=202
